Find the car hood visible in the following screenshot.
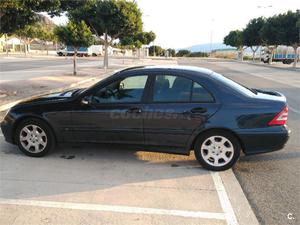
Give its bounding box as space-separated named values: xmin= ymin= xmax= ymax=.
xmin=14 ymin=89 xmax=82 ymax=107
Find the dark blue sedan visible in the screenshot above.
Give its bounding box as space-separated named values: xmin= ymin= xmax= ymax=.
xmin=1 ymin=65 xmax=290 ymax=171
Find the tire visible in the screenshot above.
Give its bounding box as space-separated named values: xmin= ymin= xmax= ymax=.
xmin=194 ymin=130 xmax=241 ymax=171
xmin=58 ymin=52 xmax=63 ymax=56
xmin=15 ymin=118 xmax=55 ymax=157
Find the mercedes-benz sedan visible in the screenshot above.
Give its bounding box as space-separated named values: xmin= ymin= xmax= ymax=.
xmin=1 ymin=65 xmax=290 ymax=171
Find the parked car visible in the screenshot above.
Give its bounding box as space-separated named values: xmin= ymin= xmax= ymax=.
xmin=1 ymin=66 xmax=290 ymax=171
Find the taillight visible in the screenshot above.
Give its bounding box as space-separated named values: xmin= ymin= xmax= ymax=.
xmin=268 ymin=106 xmax=288 ymax=126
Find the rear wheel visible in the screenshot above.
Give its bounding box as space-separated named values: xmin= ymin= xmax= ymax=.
xmin=194 ymin=130 xmax=241 ymax=171
xmin=15 ymin=118 xmax=55 ymax=157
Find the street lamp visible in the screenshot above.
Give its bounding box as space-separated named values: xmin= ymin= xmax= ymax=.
xmin=210 ymin=19 xmax=215 ymax=56
xmin=257 ymin=5 xmax=273 ymax=61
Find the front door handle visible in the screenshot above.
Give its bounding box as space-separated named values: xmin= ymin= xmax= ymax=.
xmin=190 ymin=107 xmax=207 ymax=114
xmin=127 ymin=107 xmax=142 ymax=113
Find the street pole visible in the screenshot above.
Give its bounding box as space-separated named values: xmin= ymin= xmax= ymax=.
xmin=210 ymin=19 xmax=214 ymax=57
xmin=257 ymin=5 xmax=273 ymax=63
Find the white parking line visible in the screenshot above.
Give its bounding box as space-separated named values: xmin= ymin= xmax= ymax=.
xmin=211 ymin=172 xmax=238 ymax=225
xmin=0 ymin=198 xmax=226 ymax=221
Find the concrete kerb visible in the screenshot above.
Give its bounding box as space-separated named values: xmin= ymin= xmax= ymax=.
xmin=242 ymin=60 xmax=300 ymax=71
xmin=218 ymin=170 xmax=259 ymax=225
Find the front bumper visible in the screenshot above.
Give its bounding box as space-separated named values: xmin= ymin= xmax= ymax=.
xmin=1 ymin=113 xmax=15 ymax=144
xmin=235 ymin=125 xmax=290 ymax=155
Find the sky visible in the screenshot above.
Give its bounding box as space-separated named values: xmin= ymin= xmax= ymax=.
xmin=49 ymin=0 xmax=300 ymax=49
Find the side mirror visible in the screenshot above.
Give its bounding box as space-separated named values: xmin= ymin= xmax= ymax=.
xmin=81 ymin=96 xmax=92 ymax=105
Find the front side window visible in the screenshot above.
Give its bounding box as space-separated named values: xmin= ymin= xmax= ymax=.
xmin=92 ymin=75 xmax=148 ymax=103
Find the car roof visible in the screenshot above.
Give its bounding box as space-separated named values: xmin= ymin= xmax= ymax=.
xmin=119 ymin=65 xmax=214 ymax=76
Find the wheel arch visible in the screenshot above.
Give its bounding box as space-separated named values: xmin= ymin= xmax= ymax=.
xmin=12 ymin=115 xmax=57 ymax=145
xmin=189 ymin=128 xmax=245 ymax=153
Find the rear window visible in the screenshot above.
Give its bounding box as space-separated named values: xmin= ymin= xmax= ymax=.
xmin=211 ymin=72 xmax=256 ymax=97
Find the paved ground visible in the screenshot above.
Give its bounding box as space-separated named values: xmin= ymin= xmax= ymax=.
xmin=0 ymin=57 xmax=176 ymax=106
xmin=178 ymin=58 xmax=300 ymax=225
xmin=0 ymin=57 xmax=258 ymax=225
xmin=0 ymin=57 xmax=141 ymax=82
xmin=1 ymin=57 xmax=299 ymax=225
xmin=0 ymin=142 xmax=257 ymax=225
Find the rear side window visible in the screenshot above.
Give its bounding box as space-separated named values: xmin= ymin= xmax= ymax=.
xmin=212 ymin=72 xmax=256 ymax=96
xmin=153 ymin=75 xmax=214 ymax=103
xmin=153 ymin=75 xmax=192 ymax=102
xmin=192 ymin=82 xmax=214 ymax=102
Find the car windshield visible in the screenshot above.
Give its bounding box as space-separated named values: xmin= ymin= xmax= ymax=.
xmin=211 ymin=72 xmax=257 ymax=96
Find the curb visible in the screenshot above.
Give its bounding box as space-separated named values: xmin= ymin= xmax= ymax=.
xmin=220 ymin=169 xmax=259 ymax=225
xmin=240 ymin=61 xmax=300 ymax=71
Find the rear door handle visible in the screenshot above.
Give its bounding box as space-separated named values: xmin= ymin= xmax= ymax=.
xmin=190 ymin=107 xmax=207 ymax=114
xmin=127 ymin=107 xmax=142 ymax=113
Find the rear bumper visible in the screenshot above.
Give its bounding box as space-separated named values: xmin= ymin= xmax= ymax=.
xmin=235 ymin=125 xmax=290 ymax=155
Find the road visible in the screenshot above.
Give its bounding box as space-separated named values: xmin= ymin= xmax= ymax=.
xmin=0 ymin=57 xmax=143 ymax=82
xmin=178 ymin=58 xmax=300 ymax=225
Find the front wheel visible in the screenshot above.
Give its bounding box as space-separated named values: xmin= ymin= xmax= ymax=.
xmin=194 ymin=130 xmax=241 ymax=171
xmin=15 ymin=118 xmax=55 ymax=157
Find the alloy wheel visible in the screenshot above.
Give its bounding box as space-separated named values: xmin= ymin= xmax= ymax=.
xmin=200 ymin=135 xmax=234 ymax=167
xmin=19 ymin=124 xmax=47 ymax=153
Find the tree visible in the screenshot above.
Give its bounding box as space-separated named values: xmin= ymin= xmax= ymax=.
xmin=149 ymin=45 xmax=164 ymax=56
xmin=15 ymin=24 xmax=41 ymax=56
xmin=176 ymin=49 xmax=191 ymax=57
xmin=260 ymin=15 xmax=283 ymax=64
xmin=120 ymin=31 xmax=156 ymax=57
xmin=54 ymin=21 xmax=94 ymax=75
xmin=0 ymin=0 xmax=82 ymax=56
xmin=14 ymin=14 xmax=56 ymax=56
xmin=167 ymin=48 xmax=176 ymax=57
xmin=69 ymin=0 xmax=143 ymax=69
xmin=188 ymin=52 xmax=209 ymax=57
xmin=276 ymin=11 xmax=300 ymax=67
xmin=223 ymin=30 xmax=245 ymax=61
xmin=0 ymin=0 xmax=81 ymax=35
xmin=242 ymin=17 xmax=265 ymax=61
xmin=39 ymin=29 xmax=56 ymax=55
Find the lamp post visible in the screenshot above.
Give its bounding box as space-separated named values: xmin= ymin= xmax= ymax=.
xmin=210 ymin=19 xmax=215 ymax=57
xmin=257 ymin=5 xmax=273 ymax=62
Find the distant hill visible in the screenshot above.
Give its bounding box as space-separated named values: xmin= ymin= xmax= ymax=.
xmin=179 ymin=43 xmax=235 ymax=53
xmin=37 ymin=14 xmax=56 ymax=30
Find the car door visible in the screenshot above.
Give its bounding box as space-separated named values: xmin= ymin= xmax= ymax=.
xmin=68 ymin=74 xmax=149 ymax=144
xmin=143 ymin=73 xmax=220 ymax=149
